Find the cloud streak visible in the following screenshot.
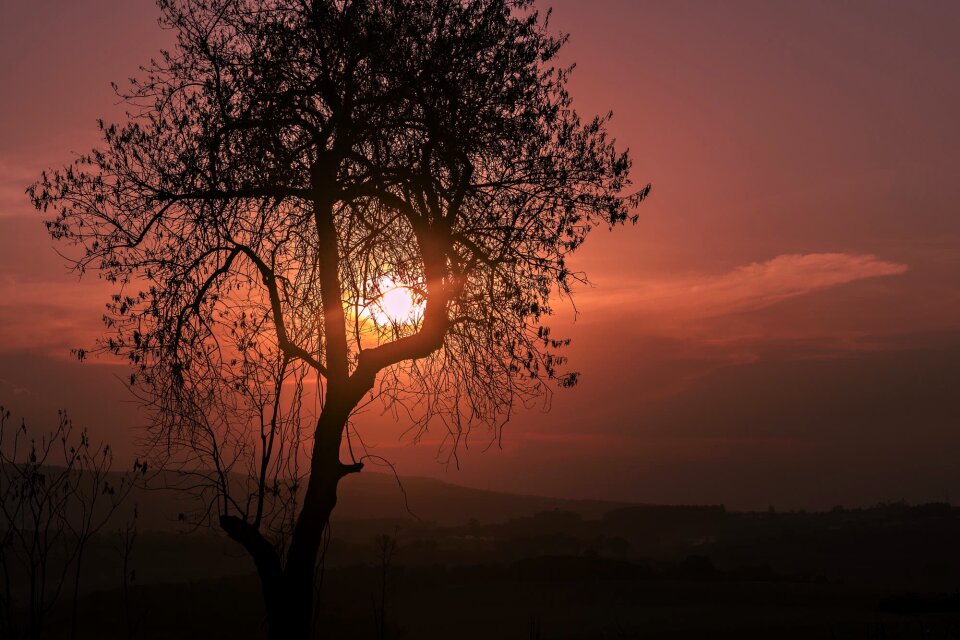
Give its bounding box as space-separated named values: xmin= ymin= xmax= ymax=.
xmin=594 ymin=253 xmax=908 ymax=320
xmin=0 ymin=275 xmax=111 ymax=357
xmin=0 ymin=162 xmax=37 ymax=218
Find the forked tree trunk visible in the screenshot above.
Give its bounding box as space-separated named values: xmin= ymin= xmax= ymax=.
xmin=224 ymin=408 xmax=360 ymax=640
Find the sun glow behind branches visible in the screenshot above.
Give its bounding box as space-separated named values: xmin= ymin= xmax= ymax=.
xmin=363 ymin=276 xmax=424 ymax=327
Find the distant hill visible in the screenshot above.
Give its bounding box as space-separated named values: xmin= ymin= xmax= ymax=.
xmin=0 ymin=463 xmax=636 ymax=532
xmin=120 ymin=470 xmax=635 ymax=531
xmin=334 ymin=472 xmax=632 ymax=525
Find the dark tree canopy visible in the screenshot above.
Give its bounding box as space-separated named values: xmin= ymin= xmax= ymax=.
xmin=30 ymin=0 xmax=647 ymax=637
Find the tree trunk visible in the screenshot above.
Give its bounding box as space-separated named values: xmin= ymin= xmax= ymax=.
xmin=276 ymin=463 xmax=341 ymax=639
xmin=226 ymin=405 xmax=362 ymax=640
xmin=220 ymin=514 xmax=286 ymax=637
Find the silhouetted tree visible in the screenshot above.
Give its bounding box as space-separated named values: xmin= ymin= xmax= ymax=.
xmin=30 ymin=1 xmax=647 ymax=637
xmin=371 ymin=530 xmax=399 ymax=640
xmin=115 ymin=505 xmax=143 ymax=640
xmin=0 ymin=407 xmax=131 ymax=640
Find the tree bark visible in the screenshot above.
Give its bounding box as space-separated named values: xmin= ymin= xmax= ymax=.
xmin=280 ymin=438 xmax=342 ymax=639
xmin=219 ymin=515 xmax=287 ymax=637
xmin=225 ymin=401 xmax=363 ymax=640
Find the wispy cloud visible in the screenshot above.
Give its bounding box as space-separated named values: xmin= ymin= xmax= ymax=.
xmin=0 ymin=153 xmax=44 ymax=219
xmin=0 ymin=143 xmax=89 ymax=218
xmin=594 ymin=253 xmax=908 ymax=319
xmin=0 ymin=253 xmax=912 ymax=360
xmin=0 ymin=275 xmax=111 ymax=357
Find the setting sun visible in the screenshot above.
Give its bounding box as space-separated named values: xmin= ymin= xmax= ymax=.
xmin=367 ymin=278 xmax=423 ymax=326
xmin=5 ymin=1 xmax=960 ymax=638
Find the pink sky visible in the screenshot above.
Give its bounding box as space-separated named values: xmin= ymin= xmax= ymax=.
xmin=1 ymin=0 xmax=959 ymax=509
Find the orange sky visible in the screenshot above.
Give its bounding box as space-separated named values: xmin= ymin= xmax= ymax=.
xmin=2 ymin=0 xmax=959 ymax=509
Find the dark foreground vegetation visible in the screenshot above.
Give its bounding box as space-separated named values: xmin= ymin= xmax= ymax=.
xmin=6 ymin=472 xmax=960 ymax=639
